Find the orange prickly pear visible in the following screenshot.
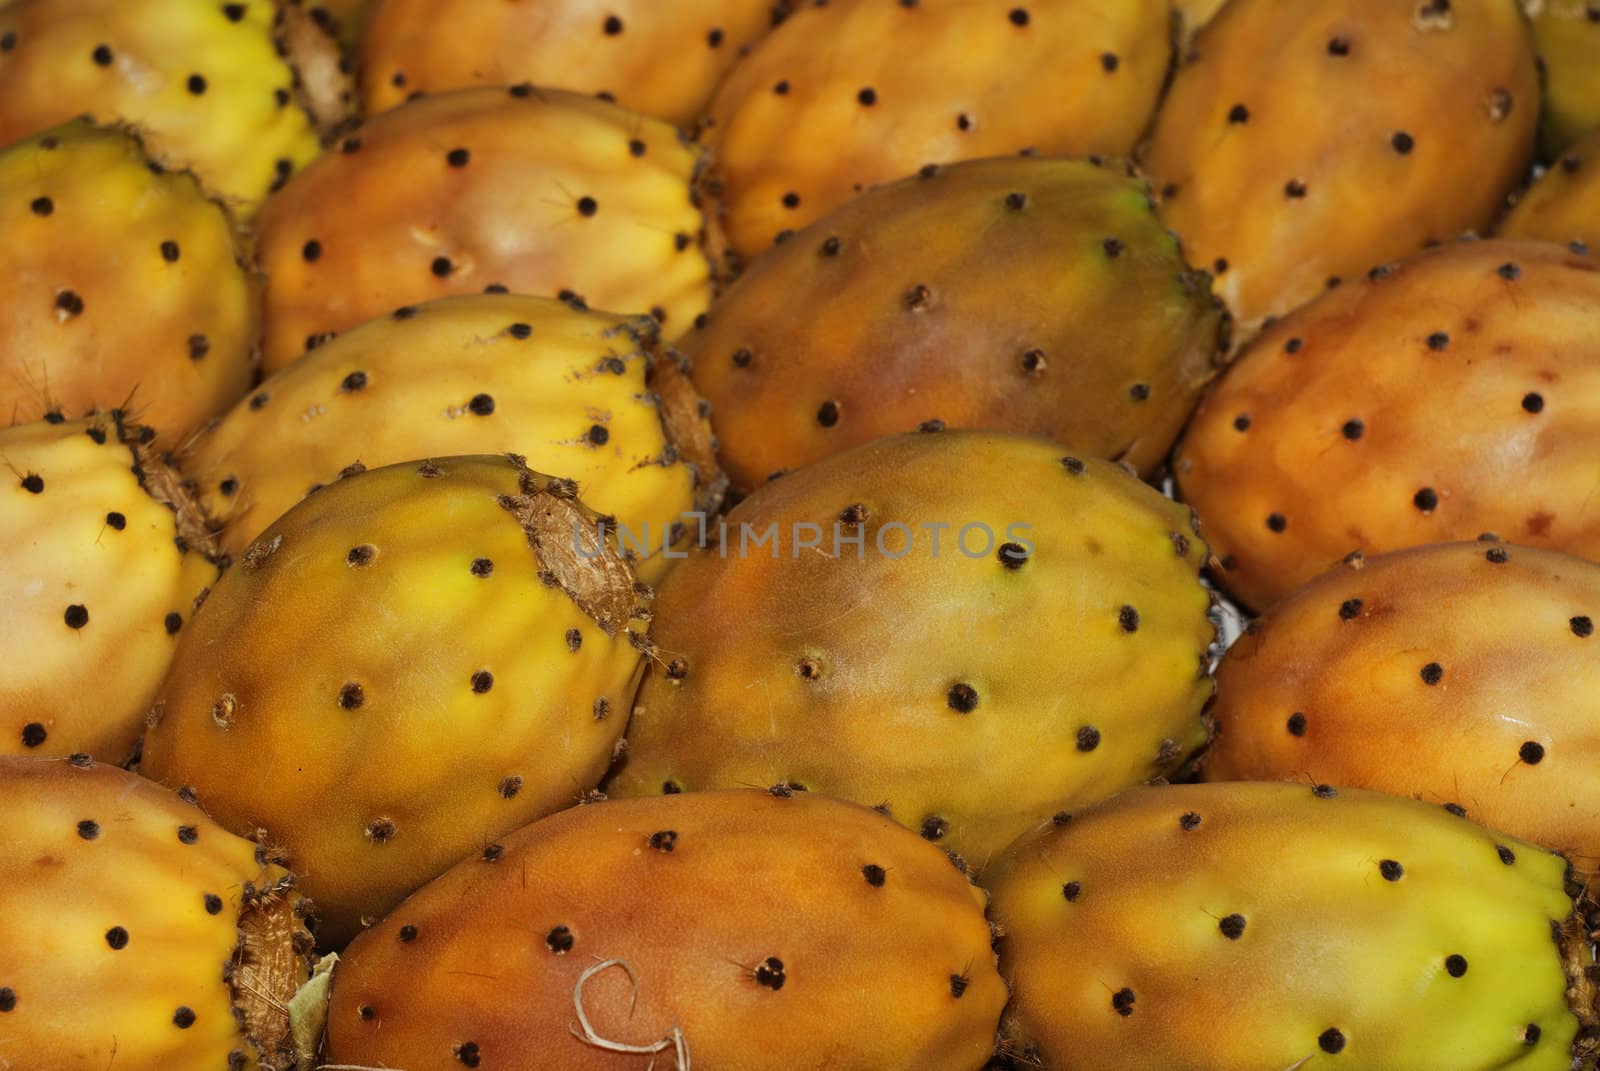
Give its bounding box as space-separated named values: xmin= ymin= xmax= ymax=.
xmin=702 ymin=0 xmax=1174 ymax=263
xmin=682 ymin=156 xmax=1226 ymax=493
xmin=1175 ymin=239 xmax=1600 ymax=610
xmin=1144 ymin=0 xmax=1539 ymax=338
xmin=323 ymin=789 xmax=1007 ymax=1071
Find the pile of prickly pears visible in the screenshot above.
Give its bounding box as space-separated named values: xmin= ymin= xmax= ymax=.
xmin=3 ymin=1 xmax=1598 ymax=1068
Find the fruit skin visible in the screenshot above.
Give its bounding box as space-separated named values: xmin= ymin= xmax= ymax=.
xmin=1204 ymin=541 xmax=1600 ymax=878
xmin=608 ymin=430 xmax=1216 ymax=871
xmin=0 ymin=0 xmax=335 ymax=214
xmin=702 ymin=0 xmax=1173 ymax=262
xmin=0 ymin=755 xmax=314 ymax=1071
xmin=182 ymin=294 xmax=724 ymax=576
xmin=1 ymin=415 xmax=220 ymax=764
xmin=1525 ymin=0 xmax=1600 ymax=159
xmin=684 ymin=156 xmax=1226 ymax=493
xmin=0 ymin=121 xmax=256 ymax=446
xmin=1143 ymin=0 xmax=1539 ymax=338
xmin=1499 ymin=127 xmax=1600 ymax=251
xmin=1175 ymin=0 xmax=1229 ymax=42
xmin=1174 ymin=239 xmax=1600 ymax=612
xmin=325 ymin=789 xmax=1007 ymax=1071
xmin=360 ymin=0 xmax=790 ymax=127
xmin=141 ymin=455 xmax=652 ymax=943
xmin=254 ymin=86 xmax=717 ymax=375
xmin=987 ymin=781 xmax=1597 ymax=1071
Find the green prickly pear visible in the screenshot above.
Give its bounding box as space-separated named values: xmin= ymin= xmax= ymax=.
xmin=987 ymin=782 xmax=1599 ymax=1070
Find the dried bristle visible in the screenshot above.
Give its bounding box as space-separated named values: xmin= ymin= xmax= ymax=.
xmin=497 ymin=459 xmax=642 ymax=638
xmin=684 ymin=156 xmax=1226 ymax=492
xmin=325 ymin=790 xmax=1006 ymax=1070
xmin=1174 ymin=239 xmax=1600 ymax=610
xmin=1206 ymin=541 xmax=1600 ymax=878
xmin=272 ymin=0 xmax=356 ymax=137
xmin=1 ymin=416 xmax=220 ymax=763
xmin=360 ymin=0 xmax=790 ymax=127
xmin=0 ymin=756 xmax=312 ymax=1070
xmin=0 ymin=0 xmax=326 ymax=213
xmin=293 ymin=0 xmax=370 ymax=50
xmin=702 ymin=0 xmax=1173 ymax=260
xmin=254 ymin=86 xmax=714 ymax=374
xmin=0 ymin=120 xmax=256 ymax=447
xmin=1144 ymin=0 xmax=1539 ymax=337
xmin=140 ymin=455 xmax=651 ymax=943
xmin=988 ymin=782 xmax=1588 ymax=1070
xmin=609 ymin=430 xmax=1216 ymax=871
xmin=182 ymin=293 xmax=722 ymax=578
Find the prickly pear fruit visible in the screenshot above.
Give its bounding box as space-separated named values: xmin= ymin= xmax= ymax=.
xmin=1174 ymin=239 xmax=1600 ymax=611
xmin=141 ymin=455 xmax=652 ymax=943
xmin=2 ymin=415 xmax=219 ymax=763
xmin=1144 ymin=0 xmax=1539 ymax=336
xmin=1176 ymin=0 xmax=1229 ymax=41
xmin=360 ymin=0 xmax=789 ymax=127
xmin=0 ymin=755 xmax=314 ymax=1071
xmin=1499 ymin=128 xmax=1600 ymax=250
xmin=1205 ymin=541 xmax=1600 ymax=877
xmin=182 ymin=294 xmax=723 ymax=574
xmin=987 ymin=782 xmax=1599 ymax=1070
xmin=684 ymin=156 xmax=1225 ymax=493
xmin=609 ymin=430 xmax=1216 ymax=870
xmin=255 ymin=86 xmax=716 ymax=374
xmin=0 ymin=121 xmax=256 ymax=446
xmin=702 ymin=0 xmax=1173 ymax=261
xmin=1526 ymin=0 xmax=1600 ymax=159
xmin=325 ymin=789 xmax=1007 ymax=1071
xmin=0 ymin=0 xmax=339 ymax=213
xmin=298 ymin=0 xmax=368 ymax=49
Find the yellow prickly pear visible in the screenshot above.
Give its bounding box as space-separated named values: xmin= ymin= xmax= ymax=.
xmin=1 ymin=415 xmax=219 ymax=763
xmin=609 ymin=430 xmax=1216 ymax=871
xmin=0 ymin=755 xmax=314 ymax=1070
xmin=0 ymin=121 xmax=256 ymax=446
xmin=141 ymin=455 xmax=652 ymax=942
xmin=182 ymin=293 xmax=722 ymax=577
xmin=0 ymin=0 xmax=343 ymax=213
